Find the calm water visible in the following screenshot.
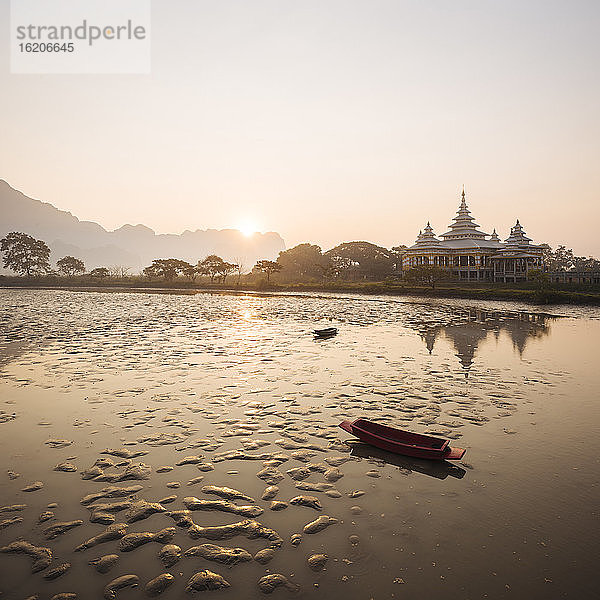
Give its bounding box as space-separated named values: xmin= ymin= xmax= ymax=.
xmin=0 ymin=288 xmax=598 ymax=599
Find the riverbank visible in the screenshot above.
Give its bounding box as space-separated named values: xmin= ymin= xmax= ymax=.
xmin=2 ymin=275 xmax=600 ymax=305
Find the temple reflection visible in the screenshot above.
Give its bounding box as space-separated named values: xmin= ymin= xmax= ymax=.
xmin=420 ymin=309 xmax=554 ymax=376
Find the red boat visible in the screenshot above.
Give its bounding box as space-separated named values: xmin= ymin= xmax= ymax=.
xmin=339 ymin=418 xmax=466 ymax=460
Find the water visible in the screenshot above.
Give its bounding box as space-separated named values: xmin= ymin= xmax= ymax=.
xmin=0 ymin=288 xmax=598 ymax=599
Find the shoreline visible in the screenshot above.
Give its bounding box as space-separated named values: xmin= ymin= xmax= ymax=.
xmin=2 ymin=277 xmax=600 ymax=306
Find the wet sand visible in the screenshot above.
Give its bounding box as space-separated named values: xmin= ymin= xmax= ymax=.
xmin=0 ymin=288 xmax=598 ymax=599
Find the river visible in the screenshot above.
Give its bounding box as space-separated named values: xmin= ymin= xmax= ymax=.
xmin=0 ymin=288 xmax=598 ymax=599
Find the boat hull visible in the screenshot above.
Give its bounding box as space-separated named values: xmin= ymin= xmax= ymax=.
xmin=313 ymin=327 xmax=338 ymax=337
xmin=339 ymin=419 xmax=466 ymax=461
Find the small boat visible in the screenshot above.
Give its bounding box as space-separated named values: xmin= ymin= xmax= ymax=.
xmin=313 ymin=327 xmax=338 ymax=337
xmin=339 ymin=418 xmax=466 ymax=460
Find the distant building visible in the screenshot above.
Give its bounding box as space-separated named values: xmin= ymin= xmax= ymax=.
xmin=403 ymin=189 xmax=544 ymax=283
xmin=548 ymin=271 xmax=600 ymax=284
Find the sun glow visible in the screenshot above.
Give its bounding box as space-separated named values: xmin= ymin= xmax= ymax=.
xmin=238 ymin=219 xmax=258 ymax=237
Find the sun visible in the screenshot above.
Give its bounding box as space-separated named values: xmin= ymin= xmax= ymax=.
xmin=238 ymin=219 xmax=258 ymax=237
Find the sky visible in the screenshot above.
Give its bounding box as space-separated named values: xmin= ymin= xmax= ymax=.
xmin=1 ymin=0 xmax=599 ymax=255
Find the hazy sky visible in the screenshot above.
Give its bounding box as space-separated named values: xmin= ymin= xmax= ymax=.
xmin=1 ymin=0 xmax=599 ymax=255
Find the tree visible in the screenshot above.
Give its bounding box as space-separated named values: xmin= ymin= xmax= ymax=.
xmin=197 ymin=255 xmax=227 ymax=282
xmin=573 ymin=255 xmax=600 ymax=272
xmin=90 ymin=267 xmax=110 ymax=278
xmin=254 ymin=260 xmax=282 ymax=284
xmin=56 ymin=256 xmax=85 ymax=276
xmin=324 ymin=241 xmax=395 ymax=280
xmin=181 ymin=262 xmax=199 ymax=282
xmin=232 ymin=258 xmax=246 ymax=285
xmin=217 ymin=261 xmax=236 ymax=283
xmin=277 ymin=244 xmax=330 ymax=281
xmin=0 ymin=232 xmax=51 ymax=276
xmin=528 ymin=269 xmax=552 ymax=302
xmin=143 ymin=258 xmax=191 ymax=280
xmin=539 ymin=244 xmax=600 ymax=272
xmin=315 ymin=262 xmax=337 ymax=279
xmin=540 ymin=244 xmax=575 ymax=271
xmin=528 ymin=269 xmax=550 ymax=289
xmin=108 ymin=265 xmax=132 ymax=278
xmin=539 ymin=244 xmax=553 ymax=268
xmin=390 ymin=245 xmax=408 ymax=274
xmin=404 ymin=265 xmax=450 ymax=289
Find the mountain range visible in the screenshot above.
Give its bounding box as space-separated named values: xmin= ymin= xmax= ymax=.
xmin=0 ymin=179 xmax=286 ymax=273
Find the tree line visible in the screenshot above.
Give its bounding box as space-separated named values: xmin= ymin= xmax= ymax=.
xmin=539 ymin=244 xmax=600 ymax=272
xmin=0 ymin=232 xmax=269 ymax=283
xmin=142 ymin=256 xmax=243 ymax=283
xmin=0 ymin=232 xmax=102 ymax=277
xmin=2 ymin=231 xmax=600 ymax=285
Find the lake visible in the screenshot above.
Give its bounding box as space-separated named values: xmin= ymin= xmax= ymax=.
xmin=0 ymin=288 xmax=598 ymax=599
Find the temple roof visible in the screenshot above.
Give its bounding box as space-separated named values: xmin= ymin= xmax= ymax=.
xmin=439 ymin=238 xmax=503 ymax=249
xmin=439 ymin=189 xmax=489 ymax=239
xmin=504 ymin=219 xmax=532 ymax=245
xmin=488 ymin=220 xmax=540 ymax=258
xmin=408 ymin=222 xmax=442 ymax=249
xmin=403 ymin=190 xmax=542 ymax=257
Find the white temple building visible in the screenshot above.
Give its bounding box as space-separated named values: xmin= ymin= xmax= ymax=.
xmin=403 ymin=189 xmax=544 ymax=283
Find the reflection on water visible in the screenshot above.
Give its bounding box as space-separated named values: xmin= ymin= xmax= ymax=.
xmin=422 ymin=309 xmax=554 ymax=375
xmin=0 ymin=289 xmax=598 ymax=600
xmin=349 ymin=441 xmax=467 ymax=480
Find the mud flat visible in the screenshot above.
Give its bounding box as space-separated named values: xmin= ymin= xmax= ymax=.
xmin=0 ymin=288 xmax=598 ymax=599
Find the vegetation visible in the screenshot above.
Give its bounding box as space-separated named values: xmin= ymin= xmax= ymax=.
xmin=0 ymin=232 xmax=51 ymax=276
xmin=528 ymin=268 xmax=550 ymax=288
xmin=325 ymin=241 xmax=399 ymax=280
xmin=90 ymin=267 xmax=110 ymax=278
xmin=57 ymin=256 xmax=85 ymax=276
xmin=108 ymin=266 xmax=132 ymax=278
xmin=273 ymin=241 xmax=403 ymax=282
xmin=541 ymin=244 xmax=600 ymax=271
xmin=233 ymin=259 xmax=246 ymax=285
xmin=2 ymin=231 xmax=600 ymax=306
xmin=254 ymin=260 xmax=282 ymax=284
xmin=143 ymin=258 xmax=192 ymax=280
xmin=528 ymin=268 xmax=553 ymax=302
xmin=277 ymin=244 xmax=329 ymax=281
xmin=197 ymin=255 xmax=236 ymax=283
xmin=139 ymin=256 xmax=237 ymax=283
xmin=404 ymin=265 xmax=450 ymax=289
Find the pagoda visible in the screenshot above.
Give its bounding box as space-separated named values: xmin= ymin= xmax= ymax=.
xmin=403 ymin=188 xmax=544 ymax=283
xmin=440 ymin=189 xmax=489 ymax=240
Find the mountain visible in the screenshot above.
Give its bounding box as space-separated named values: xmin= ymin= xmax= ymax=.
xmin=0 ymin=179 xmax=286 ymax=273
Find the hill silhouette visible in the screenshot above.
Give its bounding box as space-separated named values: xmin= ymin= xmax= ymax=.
xmin=0 ymin=179 xmax=285 ymax=273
